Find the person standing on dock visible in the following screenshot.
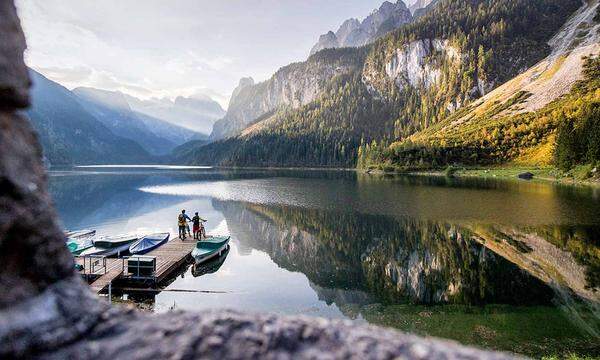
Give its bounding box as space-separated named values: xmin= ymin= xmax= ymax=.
xmin=178 ymin=210 xmax=192 ymax=240
xmin=192 ymin=212 xmax=207 ymax=240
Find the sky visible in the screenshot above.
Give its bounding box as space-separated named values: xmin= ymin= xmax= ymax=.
xmin=16 ymin=0 xmax=418 ymax=108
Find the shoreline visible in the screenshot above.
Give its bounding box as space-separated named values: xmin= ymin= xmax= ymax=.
xmin=363 ymin=166 xmax=600 ymax=188
xmin=47 ymin=163 xmax=600 ymax=188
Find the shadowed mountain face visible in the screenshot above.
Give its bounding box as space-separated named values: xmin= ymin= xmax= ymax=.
xmin=25 ymin=70 xmax=151 ymax=165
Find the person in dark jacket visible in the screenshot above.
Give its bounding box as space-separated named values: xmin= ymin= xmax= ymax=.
xmin=192 ymin=212 xmax=207 ymax=240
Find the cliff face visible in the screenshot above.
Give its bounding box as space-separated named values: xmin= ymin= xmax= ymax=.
xmin=210 ymin=48 xmax=365 ymax=140
xmin=363 ymin=38 xmax=462 ymax=95
xmin=310 ymin=1 xmax=412 ymax=56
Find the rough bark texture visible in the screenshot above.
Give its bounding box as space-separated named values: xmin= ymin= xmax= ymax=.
xmin=0 ymin=1 xmax=518 ymax=358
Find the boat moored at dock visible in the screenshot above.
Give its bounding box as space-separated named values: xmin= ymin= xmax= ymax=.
xmin=192 ymin=236 xmax=230 ymax=265
xmin=129 ymin=233 xmax=170 ymax=255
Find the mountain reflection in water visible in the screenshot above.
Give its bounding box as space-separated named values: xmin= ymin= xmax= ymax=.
xmin=48 ymin=168 xmax=600 ymax=357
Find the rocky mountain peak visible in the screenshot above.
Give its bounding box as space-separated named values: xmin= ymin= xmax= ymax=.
xmin=230 ymin=77 xmax=255 ymax=100
xmin=337 ymin=19 xmax=361 ymax=43
xmin=238 ymin=77 xmax=255 ymax=88
xmin=379 ymin=1 xmax=402 ymax=14
xmin=310 ymin=0 xmax=412 ymax=56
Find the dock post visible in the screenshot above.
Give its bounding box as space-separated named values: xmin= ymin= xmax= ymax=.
xmin=108 ymin=282 xmax=112 ymax=304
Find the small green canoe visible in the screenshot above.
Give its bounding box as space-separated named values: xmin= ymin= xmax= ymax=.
xmin=191 ymin=236 xmax=230 ymax=264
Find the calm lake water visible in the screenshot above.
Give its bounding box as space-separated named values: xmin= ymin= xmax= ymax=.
xmin=48 ymin=166 xmax=600 ymax=357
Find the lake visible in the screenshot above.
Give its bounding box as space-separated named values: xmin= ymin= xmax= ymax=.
xmin=48 ymin=166 xmax=600 ymax=358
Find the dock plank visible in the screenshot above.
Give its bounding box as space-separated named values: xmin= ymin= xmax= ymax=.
xmin=90 ymin=268 xmax=122 ymax=294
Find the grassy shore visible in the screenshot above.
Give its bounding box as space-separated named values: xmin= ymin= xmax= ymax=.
xmin=447 ymin=166 xmax=600 ymax=187
xmin=365 ymin=165 xmax=600 ymax=187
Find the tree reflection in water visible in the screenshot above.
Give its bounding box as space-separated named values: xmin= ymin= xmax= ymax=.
xmin=214 ymin=199 xmax=600 ymax=355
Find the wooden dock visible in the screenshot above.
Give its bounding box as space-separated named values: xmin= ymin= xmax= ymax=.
xmin=90 ymin=268 xmax=122 ymax=293
xmin=75 ymin=237 xmax=197 ymax=294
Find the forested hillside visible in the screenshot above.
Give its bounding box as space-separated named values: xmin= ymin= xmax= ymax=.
xmin=359 ymin=55 xmax=600 ymax=171
xmin=179 ymin=0 xmax=588 ymax=169
xmin=360 ymin=0 xmax=600 ymax=171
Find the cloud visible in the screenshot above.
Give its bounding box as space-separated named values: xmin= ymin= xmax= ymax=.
xmin=16 ymin=0 xmax=388 ymax=108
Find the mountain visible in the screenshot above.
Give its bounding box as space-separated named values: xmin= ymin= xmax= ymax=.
xmin=178 ymin=0 xmax=587 ymax=169
xmin=73 ymin=87 xmax=197 ymax=155
xmin=310 ymin=1 xmax=412 ymax=56
xmin=25 ymin=70 xmax=151 ymax=166
xmin=209 ymin=48 xmax=366 ymax=140
xmin=360 ymin=0 xmax=600 ymax=172
xmin=125 ymin=94 xmax=225 ymax=135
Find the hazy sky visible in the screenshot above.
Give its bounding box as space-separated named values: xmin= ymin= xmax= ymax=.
xmin=16 ymin=0 xmax=416 ymax=107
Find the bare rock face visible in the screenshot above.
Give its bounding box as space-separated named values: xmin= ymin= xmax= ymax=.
xmin=0 ymin=1 xmax=516 ymax=358
xmin=362 ymin=38 xmax=464 ymax=100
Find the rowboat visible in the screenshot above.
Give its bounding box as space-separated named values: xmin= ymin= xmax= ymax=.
xmin=192 ymin=236 xmax=230 ymax=264
xmin=129 ymin=233 xmax=170 ymax=255
xmin=93 ymin=234 xmax=138 ymax=248
xmin=64 ymin=229 xmax=96 ymax=239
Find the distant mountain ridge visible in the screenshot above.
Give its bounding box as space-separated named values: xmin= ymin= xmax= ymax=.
xmin=310 ymin=1 xmax=413 ymax=56
xmin=26 ymin=69 xmax=221 ymax=165
xmin=125 ymin=93 xmax=225 ymax=135
xmin=26 ymin=70 xmax=151 ymax=166
xmin=211 ymin=0 xmax=431 ymax=141
xmin=73 ymin=87 xmax=197 ymax=155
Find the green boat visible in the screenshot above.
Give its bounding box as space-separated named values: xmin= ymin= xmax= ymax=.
xmin=191 ymin=236 xmax=230 ymax=264
xmin=67 ymin=238 xmax=94 ymax=255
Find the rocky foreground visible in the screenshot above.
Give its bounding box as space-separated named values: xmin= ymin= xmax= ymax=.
xmin=0 ymin=1 xmax=516 ymax=358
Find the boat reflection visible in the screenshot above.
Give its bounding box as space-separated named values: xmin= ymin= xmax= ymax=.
xmin=192 ymin=246 xmax=230 ymax=278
